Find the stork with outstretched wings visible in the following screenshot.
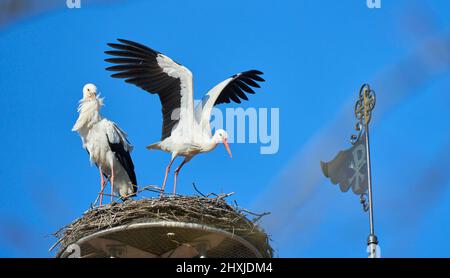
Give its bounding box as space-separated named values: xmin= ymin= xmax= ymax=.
xmin=105 ymin=39 xmax=264 ymax=196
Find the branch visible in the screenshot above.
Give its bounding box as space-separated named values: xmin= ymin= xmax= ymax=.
xmin=238 ymin=208 xmax=271 ymax=223
xmin=138 ymin=185 xmax=163 ymax=194
xmin=192 ymin=182 xmax=206 ymax=197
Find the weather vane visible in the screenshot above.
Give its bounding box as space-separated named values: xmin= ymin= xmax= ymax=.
xmin=321 ymin=83 xmax=380 ymax=258
xmin=353 ymin=84 xmax=379 ymax=258
xmin=351 ymin=85 xmax=376 ymax=213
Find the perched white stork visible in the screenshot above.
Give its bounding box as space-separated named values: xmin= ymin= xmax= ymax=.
xmin=72 ymin=83 xmax=137 ymax=205
xmin=105 ymin=39 xmax=264 ymax=196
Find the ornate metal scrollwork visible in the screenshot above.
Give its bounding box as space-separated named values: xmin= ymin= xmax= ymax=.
xmin=350 ymin=84 xmax=376 ymax=146
xmin=350 ymin=122 xmax=363 ymax=145
xmin=360 ymin=193 xmax=369 ymax=212
xmin=355 ymin=84 xmax=376 ymax=125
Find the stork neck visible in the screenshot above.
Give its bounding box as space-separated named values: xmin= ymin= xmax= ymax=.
xmin=72 ymin=97 xmax=103 ymax=131
xmin=202 ymin=134 xmax=219 ymax=152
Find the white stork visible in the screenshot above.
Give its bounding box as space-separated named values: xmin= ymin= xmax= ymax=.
xmin=72 ymin=83 xmax=137 ymax=205
xmin=105 ymin=39 xmax=264 ymax=196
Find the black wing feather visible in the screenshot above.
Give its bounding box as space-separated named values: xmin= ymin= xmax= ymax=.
xmin=214 ymin=70 xmax=264 ymax=105
xmin=106 ymin=135 xmax=138 ymax=194
xmin=105 ymin=39 xmax=182 ymax=141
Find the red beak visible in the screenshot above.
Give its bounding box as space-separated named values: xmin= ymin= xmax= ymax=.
xmin=222 ymin=139 xmax=232 ymax=158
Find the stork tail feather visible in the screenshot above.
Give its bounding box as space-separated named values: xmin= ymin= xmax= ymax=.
xmin=146 ymin=142 xmax=162 ymax=150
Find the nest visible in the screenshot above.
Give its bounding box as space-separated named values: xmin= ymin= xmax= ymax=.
xmin=52 ymin=193 xmax=273 ymax=258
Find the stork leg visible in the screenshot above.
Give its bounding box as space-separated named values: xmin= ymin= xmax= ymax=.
xmin=161 ymin=156 xmax=176 ymax=197
xmin=173 ymin=158 xmax=189 ymax=195
xmin=98 ymin=167 xmax=107 ymax=206
xmin=110 ymin=162 xmax=115 ymax=203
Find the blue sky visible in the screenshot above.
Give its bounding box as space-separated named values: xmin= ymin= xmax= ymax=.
xmin=0 ymin=0 xmax=449 ymax=258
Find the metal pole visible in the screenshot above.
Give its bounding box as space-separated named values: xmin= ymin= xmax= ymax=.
xmin=363 ymin=88 xmax=379 ymax=258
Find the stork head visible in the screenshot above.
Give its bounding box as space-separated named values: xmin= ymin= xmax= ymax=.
xmin=83 ymin=83 xmax=97 ymax=99
xmin=213 ymin=129 xmax=232 ymax=158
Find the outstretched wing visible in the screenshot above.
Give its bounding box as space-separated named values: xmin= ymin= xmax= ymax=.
xmin=194 ymin=70 xmax=264 ymax=134
xmin=105 ymin=39 xmax=194 ymax=141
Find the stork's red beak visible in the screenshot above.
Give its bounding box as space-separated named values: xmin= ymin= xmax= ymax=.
xmin=222 ymin=139 xmax=232 ymax=158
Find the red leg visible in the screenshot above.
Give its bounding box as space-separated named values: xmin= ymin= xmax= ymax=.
xmin=110 ymin=162 xmax=115 ymax=203
xmin=173 ymin=158 xmax=188 ymax=195
xmin=161 ymin=157 xmax=176 ymax=197
xmin=99 ymin=167 xmax=107 ymax=206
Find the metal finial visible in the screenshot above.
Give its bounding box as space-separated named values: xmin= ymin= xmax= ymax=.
xmin=354 ymin=84 xmax=376 ymax=125
xmin=350 ymin=85 xmax=376 ymax=145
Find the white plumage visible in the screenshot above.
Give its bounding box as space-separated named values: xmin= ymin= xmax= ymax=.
xmin=73 ymin=83 xmax=137 ymax=205
xmin=105 ymin=39 xmax=264 ymax=196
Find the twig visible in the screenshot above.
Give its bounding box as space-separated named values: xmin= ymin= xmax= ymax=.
xmin=239 ymin=208 xmax=271 ymax=223
xmin=138 ymin=185 xmax=162 ymax=194
xmin=48 ymin=237 xmax=63 ymax=252
xmin=214 ymin=192 xmax=235 ymax=201
xmin=238 ymin=208 xmax=269 ymax=216
xmin=252 ymin=212 xmax=271 ymax=223
xmin=192 ymin=182 xmax=206 ymax=197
